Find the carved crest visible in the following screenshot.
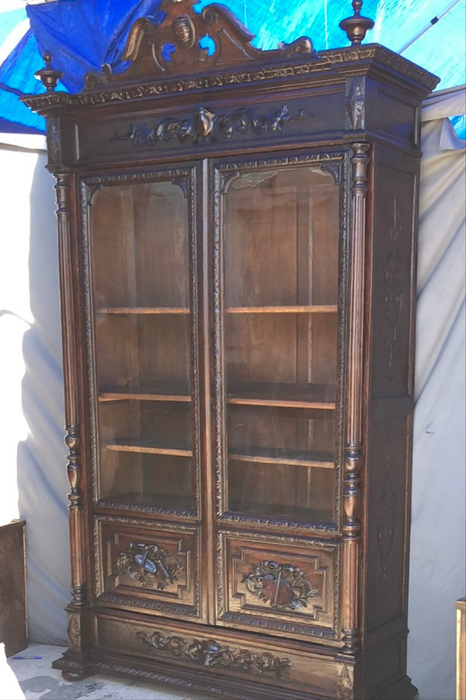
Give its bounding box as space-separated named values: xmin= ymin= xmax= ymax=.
xmin=242 ymin=561 xmax=318 ymax=611
xmin=85 ymin=0 xmax=314 ymax=87
xmin=117 ymin=541 xmax=180 ymax=590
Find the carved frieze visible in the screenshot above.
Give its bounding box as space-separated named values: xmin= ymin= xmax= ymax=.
xmin=116 ymin=541 xmax=181 ymax=590
xmin=242 ymin=561 xmax=318 ymax=611
xmin=111 ymin=105 xmax=305 ymax=148
xmin=137 ymin=630 xmax=292 ymax=678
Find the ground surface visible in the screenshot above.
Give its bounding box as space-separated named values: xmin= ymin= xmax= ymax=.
xmin=3 ymin=643 xmax=204 ymax=700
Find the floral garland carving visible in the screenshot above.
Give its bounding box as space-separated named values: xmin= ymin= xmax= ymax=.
xmin=111 ymin=105 xmax=305 ymax=148
xmin=137 ymin=630 xmax=292 ymax=679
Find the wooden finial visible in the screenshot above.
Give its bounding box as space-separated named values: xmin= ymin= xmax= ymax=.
xmin=340 ymin=1 xmax=374 ymax=45
xmin=34 ymin=51 xmax=63 ymax=92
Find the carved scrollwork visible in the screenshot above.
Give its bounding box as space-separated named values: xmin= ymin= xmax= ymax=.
xmin=137 ymin=630 xmax=292 ymax=678
xmin=242 ymin=561 xmax=318 ymax=611
xmin=117 ymin=542 xmax=181 ymax=590
xmin=111 ymin=104 xmax=305 ymax=148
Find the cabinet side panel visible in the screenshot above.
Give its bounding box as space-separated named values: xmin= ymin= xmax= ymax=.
xmin=364 ymin=146 xmax=419 ymax=640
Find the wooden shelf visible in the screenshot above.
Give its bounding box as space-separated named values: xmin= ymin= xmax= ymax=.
xmin=227 ymin=382 xmax=335 ymax=410
xmin=104 ymin=439 xmax=192 ymax=458
xmin=225 ymin=305 xmax=337 ymax=314
xmin=98 ymin=382 xmax=335 ymax=410
xmin=97 ymin=307 xmax=190 ymax=315
xmin=97 ymin=493 xmax=195 ymax=513
xmin=227 ymin=500 xmax=334 ymax=523
xmin=99 ymin=381 xmax=191 ymax=403
xmin=229 ymin=447 xmax=334 ymax=469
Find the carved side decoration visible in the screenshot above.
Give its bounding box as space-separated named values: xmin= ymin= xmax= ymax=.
xmin=85 ymin=0 xmax=314 ymax=86
xmin=47 ymin=117 xmax=61 ymax=165
xmin=117 ymin=542 xmax=181 ymax=590
xmin=242 ymin=562 xmax=318 ymax=611
xmin=383 ymin=197 xmax=403 ymax=384
xmin=345 ymin=76 xmax=365 ymax=130
xmin=66 ymin=614 xmax=81 ymax=650
xmin=377 ymin=425 xmax=397 ymax=584
xmin=111 ymin=105 xmax=305 ymax=148
xmin=336 ymin=662 xmax=354 ymax=700
xmin=341 ymin=142 xmax=370 ymax=655
xmin=55 ymin=172 xmax=86 ymax=609
xmin=137 ymin=630 xmax=292 ymax=679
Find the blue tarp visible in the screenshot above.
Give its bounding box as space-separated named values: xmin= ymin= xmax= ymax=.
xmin=0 ymin=0 xmax=465 ymax=135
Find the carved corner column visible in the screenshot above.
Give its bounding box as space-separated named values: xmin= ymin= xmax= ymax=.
xmin=341 ymin=142 xmax=370 ymax=656
xmin=54 ymin=172 xmax=92 ymax=677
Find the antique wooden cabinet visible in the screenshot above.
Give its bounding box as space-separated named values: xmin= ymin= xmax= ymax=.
xmin=25 ymin=2 xmax=438 ymax=698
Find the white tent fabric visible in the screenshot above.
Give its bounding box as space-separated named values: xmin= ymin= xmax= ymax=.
xmin=0 ymin=88 xmax=464 ymax=700
xmin=407 ymin=86 xmax=466 ymax=700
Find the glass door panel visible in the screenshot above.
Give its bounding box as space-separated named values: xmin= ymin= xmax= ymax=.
xmin=89 ymin=178 xmax=196 ymax=511
xmin=221 ymin=164 xmax=340 ymax=522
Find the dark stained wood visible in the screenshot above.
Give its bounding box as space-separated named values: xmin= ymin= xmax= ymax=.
xmin=0 ymin=520 xmax=27 ymax=658
xmin=27 ymin=0 xmax=438 ymax=695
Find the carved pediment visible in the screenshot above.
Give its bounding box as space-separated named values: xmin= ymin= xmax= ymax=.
xmin=85 ymin=0 xmax=314 ymax=88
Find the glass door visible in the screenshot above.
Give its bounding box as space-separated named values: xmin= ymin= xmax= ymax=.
xmin=215 ymin=157 xmax=342 ymax=524
xmin=87 ymin=171 xmax=199 ymax=514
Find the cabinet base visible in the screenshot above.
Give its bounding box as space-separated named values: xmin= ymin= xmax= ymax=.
xmin=52 ymin=647 xmax=418 ymax=700
xmin=373 ymin=675 xmax=419 ymax=700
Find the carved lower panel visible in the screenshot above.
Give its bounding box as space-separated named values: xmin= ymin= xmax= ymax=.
xmin=95 ymin=612 xmax=345 ymax=697
xmin=94 ymin=517 xmax=202 ymax=619
xmin=217 ymin=531 xmax=340 ymax=642
xmin=137 ymin=629 xmax=292 ymax=679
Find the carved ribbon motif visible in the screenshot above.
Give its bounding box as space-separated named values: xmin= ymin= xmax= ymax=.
xmin=111 ymin=105 xmax=304 ymax=147
xmin=137 ymin=630 xmax=292 ymax=678
xmin=117 ymin=542 xmax=180 ymax=590
xmin=242 ymin=561 xmax=318 ymax=611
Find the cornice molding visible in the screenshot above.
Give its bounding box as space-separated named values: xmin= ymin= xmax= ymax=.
xmin=22 ymin=45 xmax=438 ymax=112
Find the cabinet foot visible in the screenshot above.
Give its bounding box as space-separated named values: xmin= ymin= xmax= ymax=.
xmin=373 ymin=675 xmax=419 ymax=700
xmin=52 ymin=650 xmax=93 ymax=682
